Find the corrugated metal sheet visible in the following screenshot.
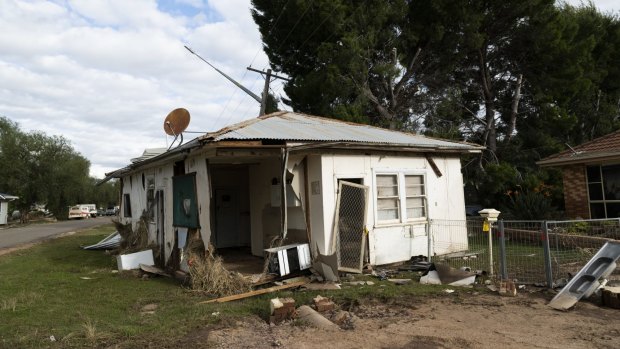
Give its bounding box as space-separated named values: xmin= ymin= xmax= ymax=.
xmin=207 ymin=112 xmax=479 ymax=150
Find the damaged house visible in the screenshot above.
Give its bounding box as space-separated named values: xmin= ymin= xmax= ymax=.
xmin=102 ymin=112 xmax=483 ymax=273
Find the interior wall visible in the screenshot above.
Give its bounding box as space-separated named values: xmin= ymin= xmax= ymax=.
xmin=210 ymin=165 xmax=251 ymax=247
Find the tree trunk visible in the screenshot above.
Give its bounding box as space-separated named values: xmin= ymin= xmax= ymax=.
xmin=478 ymin=49 xmax=496 ymax=153
xmin=507 ymin=74 xmax=523 ymax=140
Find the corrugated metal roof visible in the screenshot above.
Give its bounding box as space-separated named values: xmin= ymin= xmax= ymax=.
xmin=203 ymin=112 xmax=481 ymax=150
xmin=538 ymin=129 xmax=620 ymax=166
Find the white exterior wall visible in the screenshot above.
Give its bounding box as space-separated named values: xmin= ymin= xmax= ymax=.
xmin=120 ymin=163 xmax=175 ymax=262
xmin=0 ymin=202 xmax=8 ymax=225
xmin=185 ymin=155 xmax=211 ymax=249
xmin=317 ymin=153 xmax=467 ymax=266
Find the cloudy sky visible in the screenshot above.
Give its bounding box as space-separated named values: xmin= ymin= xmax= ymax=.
xmin=0 ymin=0 xmax=618 ymax=179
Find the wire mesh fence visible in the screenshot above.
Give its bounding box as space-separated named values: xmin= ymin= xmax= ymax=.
xmin=429 ymin=218 xmax=620 ymax=286
xmin=500 ymin=220 xmax=547 ymax=284
xmin=429 ymin=218 xmax=490 ymax=274
xmin=333 ymin=181 xmax=368 ymax=273
xmin=546 ymin=218 xmax=620 ymax=285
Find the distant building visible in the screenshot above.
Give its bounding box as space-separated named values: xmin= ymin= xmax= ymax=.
xmin=538 ymin=129 xmax=620 ymax=219
xmin=0 ymin=193 xmax=18 ymax=225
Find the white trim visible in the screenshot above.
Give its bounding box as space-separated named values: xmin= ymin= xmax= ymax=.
xmin=372 ymin=168 xmax=427 ymax=226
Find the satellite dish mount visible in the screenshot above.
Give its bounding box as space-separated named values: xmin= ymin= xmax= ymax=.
xmin=164 ymin=108 xmax=190 ymax=150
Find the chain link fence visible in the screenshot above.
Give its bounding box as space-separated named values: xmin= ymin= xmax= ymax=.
xmin=429 ymin=218 xmax=620 ymax=286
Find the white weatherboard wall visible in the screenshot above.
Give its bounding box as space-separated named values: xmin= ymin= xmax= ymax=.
xmin=0 ymin=202 xmax=8 ymax=225
xmin=120 ymin=163 xmax=175 ymax=263
xmin=318 ymin=153 xmax=467 ymax=266
xmin=186 ymin=154 xmax=211 ymax=250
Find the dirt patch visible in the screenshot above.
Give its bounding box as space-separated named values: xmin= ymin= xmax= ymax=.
xmin=197 ymin=291 xmax=620 ymax=349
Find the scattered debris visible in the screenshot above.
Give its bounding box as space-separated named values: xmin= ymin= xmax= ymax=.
xmin=302 ymin=282 xmax=341 ymax=291
xmin=313 ymin=295 xmax=335 ymax=312
xmin=549 ymin=241 xmax=620 ymax=311
xmin=211 ymin=312 xmax=220 ymax=316
xmin=269 ymin=298 xmax=296 ymax=324
xmin=265 ymin=243 xmax=311 ymax=276
xmin=116 ymin=250 xmax=155 ymax=271
xmin=420 ymin=270 xmax=442 ymax=285
xmin=49 ymin=335 xmax=56 ymax=342
xmin=79 ymin=277 xmax=94 ymax=280
xmin=312 ymin=247 xmax=339 ymax=282
xmin=188 ymin=242 xmax=251 ymax=298
xmin=434 ymin=263 xmax=476 ymax=286
xmin=113 ymin=218 xmax=149 ymax=254
xmin=601 ymin=286 xmax=620 ymax=309
xmin=82 ymin=231 xmax=121 ymax=250
xmin=398 ymin=255 xmax=432 ymax=272
xmin=296 ymin=305 xmax=339 ymax=331
xmin=139 ymin=264 xmax=171 ymax=277
xmin=387 ymin=278 xmax=412 ymax=285
xmin=344 ymin=280 xmax=375 ymax=286
xmin=199 ymin=278 xmax=310 ymax=304
xmin=443 ymin=289 xmax=455 ymax=294
xmin=140 ymin=303 xmax=158 ymax=315
xmin=498 ymin=280 xmax=517 ymax=297
xmin=487 ymin=284 xmax=498 ymax=292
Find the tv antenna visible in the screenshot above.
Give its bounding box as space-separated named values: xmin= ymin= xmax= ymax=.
xmin=184 ymin=45 xmax=289 ymax=116
xmin=164 ymin=108 xmax=190 ymax=150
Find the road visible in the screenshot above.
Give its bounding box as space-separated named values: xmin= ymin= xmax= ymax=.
xmin=0 ymin=216 xmax=113 ymax=250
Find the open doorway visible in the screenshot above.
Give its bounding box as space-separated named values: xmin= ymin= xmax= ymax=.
xmin=209 ymin=164 xmax=263 ymax=274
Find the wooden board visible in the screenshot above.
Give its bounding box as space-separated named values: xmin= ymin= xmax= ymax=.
xmin=198 ymin=279 xmax=310 ymax=304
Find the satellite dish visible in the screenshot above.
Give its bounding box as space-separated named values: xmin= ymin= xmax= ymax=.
xmin=163 ymin=108 xmax=190 ymax=136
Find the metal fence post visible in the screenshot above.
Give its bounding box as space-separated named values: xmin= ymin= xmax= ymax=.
xmin=498 ymin=220 xmax=507 ymax=279
xmin=542 ymin=221 xmax=554 ymax=288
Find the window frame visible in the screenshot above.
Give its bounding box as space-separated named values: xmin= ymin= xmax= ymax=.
xmin=374 ymin=170 xmax=427 ymax=226
xmin=586 ymin=164 xmax=620 ymax=218
xmin=123 ymin=193 xmax=132 ymax=218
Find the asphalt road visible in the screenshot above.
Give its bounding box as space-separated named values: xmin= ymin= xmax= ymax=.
xmin=0 ymin=216 xmax=114 ymax=250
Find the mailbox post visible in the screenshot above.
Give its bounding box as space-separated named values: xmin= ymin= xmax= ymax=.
xmin=478 ymin=208 xmax=501 ymax=276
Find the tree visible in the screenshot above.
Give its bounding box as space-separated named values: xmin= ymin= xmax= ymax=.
xmin=251 ymin=0 xmax=463 ymax=128
xmin=0 ymin=116 xmax=95 ymax=220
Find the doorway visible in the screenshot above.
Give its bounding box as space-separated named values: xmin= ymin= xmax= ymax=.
xmin=210 ymin=165 xmax=251 ymax=249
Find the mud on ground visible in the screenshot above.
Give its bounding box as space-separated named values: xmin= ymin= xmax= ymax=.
xmin=198 ymin=289 xmax=619 ymax=349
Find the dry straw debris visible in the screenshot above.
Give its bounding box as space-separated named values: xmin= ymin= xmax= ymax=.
xmin=186 ymin=240 xmax=251 ymax=297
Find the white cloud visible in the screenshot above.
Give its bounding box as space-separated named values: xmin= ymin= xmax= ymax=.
xmin=0 ymin=0 xmax=271 ymax=178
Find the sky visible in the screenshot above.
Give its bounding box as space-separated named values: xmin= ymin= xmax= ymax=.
xmin=0 ymin=0 xmax=618 ymax=179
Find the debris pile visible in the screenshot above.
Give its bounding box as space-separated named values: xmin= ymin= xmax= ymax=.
xmin=112 ymin=218 xmax=149 ymax=254
xmin=187 ymin=241 xmax=251 ymax=297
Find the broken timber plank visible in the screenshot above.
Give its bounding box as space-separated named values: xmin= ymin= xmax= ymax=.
xmin=198 ymin=279 xmax=310 ymax=304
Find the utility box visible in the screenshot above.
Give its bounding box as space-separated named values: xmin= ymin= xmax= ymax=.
xmin=265 ymin=243 xmax=311 ymax=276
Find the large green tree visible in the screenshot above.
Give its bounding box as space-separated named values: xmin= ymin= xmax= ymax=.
xmin=0 ymin=116 xmax=113 ymax=220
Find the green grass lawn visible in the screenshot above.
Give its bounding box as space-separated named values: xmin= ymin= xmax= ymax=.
xmin=0 ymin=225 xmax=452 ymax=348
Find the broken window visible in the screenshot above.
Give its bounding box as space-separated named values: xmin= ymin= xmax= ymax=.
xmin=123 ymin=193 xmax=132 ymax=217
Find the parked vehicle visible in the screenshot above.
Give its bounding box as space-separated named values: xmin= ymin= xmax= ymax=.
xmin=68 ymin=205 xmax=90 ymax=219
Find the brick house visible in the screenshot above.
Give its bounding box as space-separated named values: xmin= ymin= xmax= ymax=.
xmin=537 ymin=130 xmax=620 ymax=219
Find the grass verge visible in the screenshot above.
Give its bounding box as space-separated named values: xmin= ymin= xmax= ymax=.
xmin=0 ymin=224 xmax=456 ymax=348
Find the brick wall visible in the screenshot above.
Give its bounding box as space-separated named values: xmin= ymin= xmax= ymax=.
xmin=562 ymin=165 xmax=590 ymax=218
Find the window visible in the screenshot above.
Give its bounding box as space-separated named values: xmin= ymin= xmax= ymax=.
xmin=375 ymin=172 xmax=426 ymax=223
xmin=587 ymin=164 xmax=620 ymax=218
xmin=123 ymin=193 xmax=132 ymax=218
xmin=376 ymin=175 xmax=400 ymax=221
xmin=405 ymin=175 xmax=425 ymax=219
